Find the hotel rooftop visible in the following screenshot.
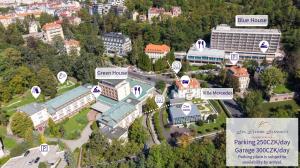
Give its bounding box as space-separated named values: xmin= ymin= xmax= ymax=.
xmin=212 ymin=24 xmax=281 ymax=34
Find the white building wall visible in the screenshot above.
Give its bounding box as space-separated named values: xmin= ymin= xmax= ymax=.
xmin=51 ymin=93 xmax=95 ymax=122
xmin=116 ymin=109 xmax=140 ymax=129
xmin=30 ymin=108 xmax=50 ymax=128
xmin=116 ymin=82 xmax=130 ymax=101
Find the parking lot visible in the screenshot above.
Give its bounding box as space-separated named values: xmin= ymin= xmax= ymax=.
xmin=2 ymin=145 xmax=64 ymax=168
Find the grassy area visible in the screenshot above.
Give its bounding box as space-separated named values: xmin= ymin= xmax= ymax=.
xmin=191 ymin=100 xmax=226 ymax=134
xmin=62 ymin=108 xmax=90 ymax=140
xmin=2 ymin=91 xmax=44 ymax=116
xmin=273 ymin=85 xmax=292 ymax=94
xmin=0 ymin=126 xmax=17 ymax=150
xmin=192 ymin=111 xmax=226 ymax=134
xmin=261 ymin=100 xmax=300 ymax=116
xmin=57 ymin=80 xmax=77 ymax=95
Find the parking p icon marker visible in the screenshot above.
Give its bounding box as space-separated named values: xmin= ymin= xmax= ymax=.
xmin=40 ymin=144 xmax=49 ymax=156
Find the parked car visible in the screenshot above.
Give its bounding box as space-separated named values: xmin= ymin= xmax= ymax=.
xmin=24 ymin=150 xmax=30 ymax=157
xmin=34 ymin=157 xmax=40 ymax=163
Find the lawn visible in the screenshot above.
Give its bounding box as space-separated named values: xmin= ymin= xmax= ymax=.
xmin=273 ymin=85 xmax=292 ymax=94
xmin=57 ymin=80 xmax=77 ymax=95
xmin=0 ymin=126 xmax=17 ymax=150
xmin=2 ymin=91 xmax=44 ymax=116
xmin=62 ymin=108 xmax=90 ymax=140
xmin=260 ymin=100 xmax=300 ymax=116
xmin=2 ymin=80 xmax=77 ymax=116
xmin=191 ymin=100 xmax=226 ymax=134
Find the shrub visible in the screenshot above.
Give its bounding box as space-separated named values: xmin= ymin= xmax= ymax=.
xmin=196 ymin=120 xmax=204 ymax=126
xmin=205 ymin=128 xmax=211 ymax=132
xmin=153 ymin=112 xmax=165 ymax=141
xmin=38 ymin=162 xmax=47 ymax=168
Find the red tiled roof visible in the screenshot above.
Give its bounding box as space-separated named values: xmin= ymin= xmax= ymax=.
xmin=64 ymin=39 xmax=80 ymax=46
xmin=228 ymin=66 xmax=249 ymax=77
xmin=42 ymin=22 xmax=62 ymax=31
xmin=145 ymin=43 xmax=170 ymax=53
xmin=175 ymin=78 xmax=200 ymax=90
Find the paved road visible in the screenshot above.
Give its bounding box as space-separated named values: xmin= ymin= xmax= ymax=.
xmin=222 ymin=99 xmax=244 ymax=117
xmin=128 ymin=70 xmax=174 ymax=85
xmin=48 ymin=122 xmax=93 ymax=152
xmin=2 ymin=145 xmax=65 ymax=168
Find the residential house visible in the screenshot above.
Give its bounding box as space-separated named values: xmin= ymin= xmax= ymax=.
xmin=227 ymin=66 xmax=250 ymax=93
xmin=145 ymin=43 xmax=170 ymax=62
xmin=172 ymin=78 xmax=201 ymax=100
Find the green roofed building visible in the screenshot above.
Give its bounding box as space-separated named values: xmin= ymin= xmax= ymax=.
xmin=18 ymin=85 xmax=95 ymax=131
xmin=92 ymin=77 xmax=155 ymax=141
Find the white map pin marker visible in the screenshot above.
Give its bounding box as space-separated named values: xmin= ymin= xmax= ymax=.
xmin=91 ymin=85 xmax=102 ymax=98
xmin=195 ymin=39 xmax=206 ymax=51
xmin=171 ymin=61 xmax=182 ymax=74
xmin=229 ymin=52 xmax=239 ymax=65
xmin=57 ymin=71 xmax=68 ymax=84
xmin=132 ymin=85 xmax=143 ymax=98
xmin=259 ymin=40 xmax=269 ymax=53
xmin=40 ymin=144 xmax=49 ymax=156
xmin=181 ymin=103 xmax=192 ymax=116
xmin=31 ymin=86 xmax=41 ymax=99
xmin=155 ymin=95 xmax=165 ymax=108
xmin=180 ymin=75 xmax=190 ymax=88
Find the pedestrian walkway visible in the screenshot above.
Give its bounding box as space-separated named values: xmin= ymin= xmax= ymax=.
xmin=47 ymin=122 xmax=93 ymax=152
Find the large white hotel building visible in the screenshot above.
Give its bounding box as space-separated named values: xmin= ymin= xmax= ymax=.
xmin=210 ymin=24 xmax=281 ymax=62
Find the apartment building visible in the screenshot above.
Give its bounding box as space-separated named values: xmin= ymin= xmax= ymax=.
xmin=227 ymin=66 xmax=250 ymax=93
xmin=42 ymin=22 xmax=64 ymax=42
xmin=172 ymin=78 xmax=201 ymax=100
xmin=18 ymin=86 xmax=95 ymax=131
xmin=102 ymin=32 xmax=132 ymax=56
xmin=145 ymin=43 xmax=170 ymax=61
xmin=64 ymin=39 xmax=80 ymax=55
xmin=211 ymin=24 xmax=281 ymax=62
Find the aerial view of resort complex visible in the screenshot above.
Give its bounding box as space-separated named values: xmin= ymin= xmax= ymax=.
xmin=0 ymin=0 xmax=299 ymax=167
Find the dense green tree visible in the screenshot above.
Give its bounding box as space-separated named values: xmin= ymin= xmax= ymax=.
xmin=0 ymin=107 xmax=9 ymax=126
xmin=153 ymin=58 xmax=167 ymax=72
xmin=243 ymin=60 xmax=259 ymax=76
xmin=11 ymin=112 xmax=34 ymax=138
xmin=239 ymin=90 xmax=266 ymax=117
xmin=38 ymin=13 xmax=55 ymax=26
xmin=37 ymin=67 xmax=58 ymax=98
xmin=259 ymin=67 xmax=285 ymax=93
xmin=138 ymin=53 xmax=152 ymax=72
xmin=48 ymin=118 xmax=61 ymax=137
xmin=128 ymin=118 xmax=149 ymax=144
xmin=24 ymin=128 xmax=34 ymax=144
xmin=226 ymin=75 xmax=240 ymax=93
xmin=155 ymin=80 xmax=166 ymax=92
xmin=3 ymin=48 xmax=22 ymax=67
xmin=5 ymin=24 xmax=24 ymax=45
xmin=143 ymin=97 xmax=158 ymax=114
xmin=128 ymin=35 xmax=143 ymax=65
